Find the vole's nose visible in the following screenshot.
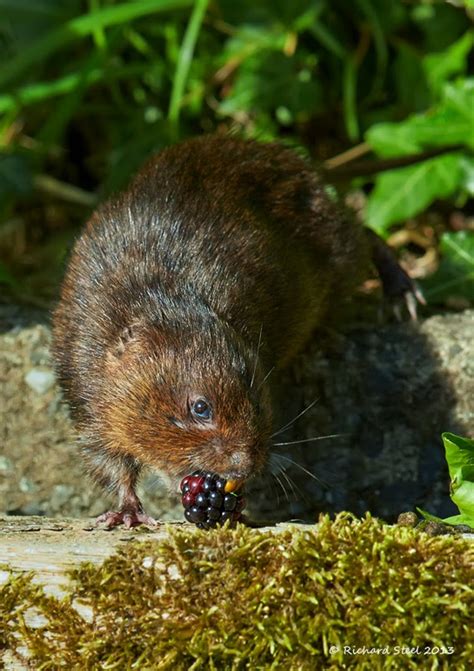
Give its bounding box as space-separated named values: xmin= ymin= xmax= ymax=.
xmin=221 ymin=451 xmax=251 ymax=480
xmin=229 ymin=450 xmax=247 ymax=468
xmin=211 ymin=437 xmax=265 ymax=478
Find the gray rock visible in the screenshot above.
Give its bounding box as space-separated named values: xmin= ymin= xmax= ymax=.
xmin=24 ymin=368 xmax=55 ymax=394
xmin=50 ymin=484 xmax=75 ymax=509
xmin=1 ymin=304 xmax=473 ymax=525
xmin=19 ymin=477 xmax=36 ymax=493
xmin=254 ymin=310 xmax=473 ymax=523
xmin=0 ymin=457 xmax=13 ymax=472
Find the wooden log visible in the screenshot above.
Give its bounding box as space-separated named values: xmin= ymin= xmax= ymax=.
xmin=2 ymin=513 xmax=472 ymax=599
xmin=0 ymin=515 xmax=295 ymax=596
xmin=0 ymin=515 xmax=164 ymax=594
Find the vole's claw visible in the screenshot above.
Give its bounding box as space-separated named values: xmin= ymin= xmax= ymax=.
xmin=392 ymin=283 xmax=426 ymax=322
xmin=368 ymin=229 xmax=426 ymax=321
xmin=404 ymin=284 xmax=426 ymax=321
xmin=96 ymin=509 xmax=158 ymax=529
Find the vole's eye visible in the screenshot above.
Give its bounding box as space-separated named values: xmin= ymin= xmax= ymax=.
xmin=191 ymin=398 xmax=212 ymax=421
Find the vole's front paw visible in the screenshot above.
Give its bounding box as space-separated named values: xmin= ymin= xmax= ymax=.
xmin=96 ymin=509 xmax=157 ymax=529
xmin=379 ymin=260 xmax=426 ymax=321
xmin=368 ymin=229 xmax=426 ymax=320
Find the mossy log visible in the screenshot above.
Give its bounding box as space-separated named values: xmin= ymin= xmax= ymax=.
xmin=0 ymin=516 xmax=161 ymax=593
xmin=0 ymin=515 xmax=288 ymax=595
xmin=1 ymin=513 xmax=473 ymax=670
xmin=1 ymin=514 xmax=472 ymax=590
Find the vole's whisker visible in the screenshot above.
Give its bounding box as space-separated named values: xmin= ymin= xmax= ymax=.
xmin=266 ymin=471 xmax=281 ymax=506
xmin=256 ymin=365 xmax=275 ymax=392
xmin=270 ymin=453 xmax=297 ymax=501
xmin=262 ymin=469 xmax=280 ymax=507
xmin=272 ymin=453 xmax=327 ymax=488
xmin=277 ymin=464 xmax=298 ymax=501
xmin=273 ymin=433 xmax=346 ymax=447
xmin=271 ymin=397 xmax=320 ymax=437
xmin=250 ymin=323 xmax=264 ymax=389
xmin=272 ymin=469 xmax=290 ymax=502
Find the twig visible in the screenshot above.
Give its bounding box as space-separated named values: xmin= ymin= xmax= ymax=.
xmin=34 ymin=175 xmax=97 ymax=207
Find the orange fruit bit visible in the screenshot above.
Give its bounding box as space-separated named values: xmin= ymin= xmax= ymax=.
xmin=224 ymin=479 xmax=241 ymax=493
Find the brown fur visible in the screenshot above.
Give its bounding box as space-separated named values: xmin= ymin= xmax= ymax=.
xmin=52 ymin=135 xmax=370 ymax=517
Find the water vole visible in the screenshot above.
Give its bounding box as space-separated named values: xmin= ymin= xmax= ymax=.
xmin=52 ymin=135 xmax=418 ymax=527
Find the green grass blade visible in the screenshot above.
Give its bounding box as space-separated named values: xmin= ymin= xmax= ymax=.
xmin=0 ymin=63 xmax=151 ymax=115
xmin=168 ymin=0 xmax=209 ymax=125
xmin=343 ymin=58 xmax=359 ymax=141
xmin=0 ymin=0 xmax=194 ymax=91
xmin=309 ymin=22 xmax=347 ymax=60
xmin=88 ymin=0 xmax=108 ymax=51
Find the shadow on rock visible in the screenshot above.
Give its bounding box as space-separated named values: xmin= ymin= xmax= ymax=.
xmin=250 ymin=311 xmax=473 ymax=524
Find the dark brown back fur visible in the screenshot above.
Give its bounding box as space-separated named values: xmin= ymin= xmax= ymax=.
xmin=52 ymin=135 xmax=369 ymax=482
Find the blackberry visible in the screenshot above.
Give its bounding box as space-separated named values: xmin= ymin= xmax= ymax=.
xmin=180 ymin=471 xmax=246 ymax=529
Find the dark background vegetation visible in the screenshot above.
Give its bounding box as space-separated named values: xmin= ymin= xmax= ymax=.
xmin=0 ymin=0 xmax=472 ymax=309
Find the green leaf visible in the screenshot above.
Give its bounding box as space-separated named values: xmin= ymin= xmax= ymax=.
xmin=420 ymin=434 xmax=474 ymax=530
xmin=443 ymin=433 xmax=474 ymax=528
xmin=442 ymin=513 xmax=474 ymax=526
xmin=443 ymin=433 xmax=474 ymax=482
xmin=442 ymin=79 xmax=474 ymax=148
xmin=365 ymin=153 xmax=463 ymax=233
xmin=422 ymin=231 xmax=474 ymax=303
xmin=416 ymin=507 xmax=444 ymax=523
xmin=423 ymin=31 xmax=474 ymax=93
xmin=417 ymin=507 xmax=473 ymax=529
xmin=451 ymin=480 xmax=474 ymax=521
xmin=366 ymin=78 xmax=474 ymax=157
xmin=366 ymin=121 xmax=421 ymax=157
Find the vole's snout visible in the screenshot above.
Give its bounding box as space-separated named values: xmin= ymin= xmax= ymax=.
xmin=210 ymin=438 xmax=268 ymax=481
xmin=229 ymin=450 xmax=247 ymax=468
xmin=210 ymin=443 xmax=253 ymax=480
xmin=225 ymin=450 xmax=252 ymax=480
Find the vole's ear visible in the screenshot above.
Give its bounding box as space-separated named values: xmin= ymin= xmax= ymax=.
xmin=110 ymin=319 xmax=147 ymax=359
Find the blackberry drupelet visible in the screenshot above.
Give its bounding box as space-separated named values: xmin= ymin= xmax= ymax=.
xmin=180 ymin=471 xmax=246 ymax=529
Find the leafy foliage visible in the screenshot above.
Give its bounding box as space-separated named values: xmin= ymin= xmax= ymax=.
xmin=0 ymin=0 xmax=472 ymax=304
xmin=366 ymin=153 xmax=464 ymax=233
xmin=1 ymin=1 xmax=471 ymax=185
xmin=439 ymin=432 xmax=474 ymax=526
xmin=420 ymin=432 xmax=474 ymax=529
xmin=366 ymin=78 xmax=474 ymax=232
xmin=422 ymin=231 xmax=474 ymax=303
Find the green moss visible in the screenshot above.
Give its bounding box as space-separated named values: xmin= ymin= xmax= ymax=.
xmin=1 ymin=513 xmax=473 ymax=670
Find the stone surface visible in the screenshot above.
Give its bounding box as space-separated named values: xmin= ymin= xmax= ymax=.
xmin=24 ymin=368 xmax=56 ymax=394
xmin=1 ymin=304 xmax=472 ymax=524
xmin=0 ymin=310 xmax=182 ymax=522
xmin=261 ymin=310 xmax=473 ymax=522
